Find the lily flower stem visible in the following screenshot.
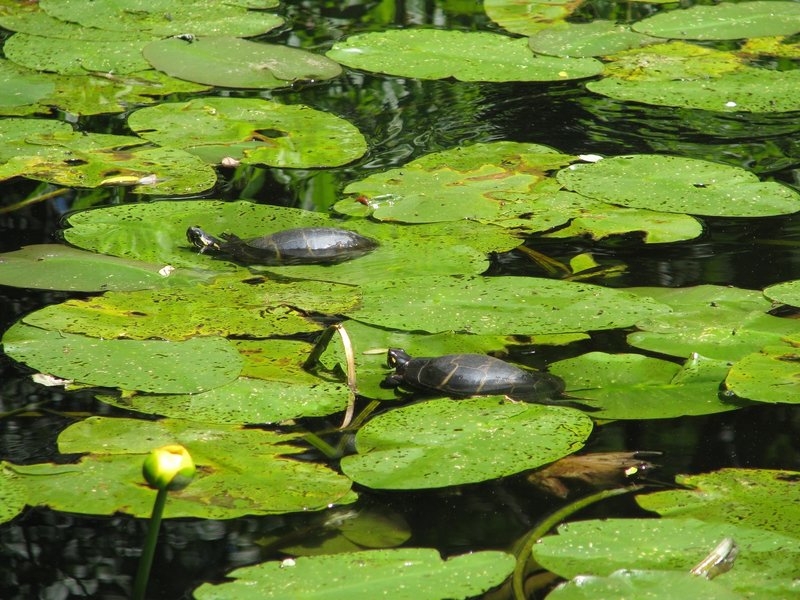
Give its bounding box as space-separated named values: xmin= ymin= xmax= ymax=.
xmin=133 ymin=487 xmax=169 ymax=600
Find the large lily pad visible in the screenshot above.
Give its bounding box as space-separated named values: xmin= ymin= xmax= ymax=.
xmin=194 ymin=548 xmax=515 ymax=599
xmin=12 ymin=417 xmax=353 ymax=519
xmin=128 ymin=97 xmax=366 ymax=168
xmin=22 ymin=274 xmax=360 ymax=340
xmin=1 ymin=323 xmax=242 ymax=393
xmin=39 ymin=0 xmax=283 ymax=37
xmin=326 ymin=30 xmax=603 ymax=82
xmin=0 ymin=244 xmax=209 ymax=292
xmin=349 ymin=275 xmax=669 ymax=335
xmin=340 ymin=397 xmax=593 ymax=489
xmin=143 ymin=37 xmax=342 ymax=89
xmin=549 ymin=352 xmax=739 ymax=419
xmin=725 ymin=345 xmax=800 ymax=404
xmin=0 ymin=118 xmax=217 ymax=195
xmin=637 ymin=469 xmax=800 ymax=540
xmin=533 ymin=518 xmax=800 ymax=597
xmin=529 ymin=21 xmax=657 ymax=58
xmin=556 ymin=155 xmax=800 ymax=217
xmin=632 ymin=1 xmax=800 ymax=41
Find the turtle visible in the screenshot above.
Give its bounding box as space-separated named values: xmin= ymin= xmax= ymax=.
xmin=382 ymin=348 xmax=569 ymax=405
xmin=186 ymin=226 xmax=378 ymax=266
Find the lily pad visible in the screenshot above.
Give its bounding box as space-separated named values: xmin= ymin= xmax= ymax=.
xmin=0 ymin=118 xmax=217 ymax=195
xmin=0 ymin=5 xmax=153 ymax=40
xmin=21 ymin=274 xmax=360 ymax=339
xmin=340 ymin=397 xmax=593 ymax=489
xmin=637 ymin=469 xmax=800 ymax=540
xmin=144 ymin=37 xmax=341 ymax=89
xmin=40 ymin=0 xmax=283 ymax=37
xmin=549 ymin=352 xmax=739 ymax=419
xmin=194 ymin=548 xmax=515 ymax=599
xmin=0 ymin=58 xmax=54 ymax=108
xmin=326 ymin=29 xmax=603 ymax=82
xmin=1 ymin=322 xmax=242 ymax=393
xmin=349 ymin=275 xmax=669 ymax=335
xmin=12 ymin=416 xmax=353 ymax=519
xmin=763 ymin=279 xmax=800 ymax=307
xmin=529 ymin=21 xmax=657 ymax=58
xmin=128 ymin=97 xmax=366 ymax=168
xmin=556 ymin=155 xmax=800 ymax=217
xmin=0 ymin=244 xmax=209 ymax=292
xmin=484 ymin=0 xmax=582 ymax=35
xmin=627 ymin=285 xmax=800 ymax=361
xmin=725 ymin=345 xmax=800 ymax=404
xmin=0 ymin=467 xmax=27 ymax=525
xmin=4 ymin=33 xmax=151 ymax=75
xmin=632 ymin=1 xmax=800 ymax=41
xmin=533 ymin=518 xmax=800 ymax=597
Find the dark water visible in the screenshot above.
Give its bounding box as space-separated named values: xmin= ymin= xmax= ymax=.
xmin=1 ymin=2 xmax=800 ymax=598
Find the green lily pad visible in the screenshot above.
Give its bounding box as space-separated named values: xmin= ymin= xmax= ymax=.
xmin=349 ymin=275 xmax=669 ymax=335
xmin=194 ymin=548 xmax=515 ymax=599
xmin=143 ymin=37 xmax=341 ymax=89
xmin=725 ymin=345 xmax=800 ymax=404
xmin=22 ymin=274 xmax=359 ymax=340
xmin=627 ymin=285 xmax=800 ymax=361
xmin=128 ymin=97 xmax=366 ymax=168
xmin=764 ymin=279 xmax=800 ymax=307
xmin=12 ymin=416 xmax=353 ymax=519
xmin=533 ymin=518 xmax=800 ymax=597
xmin=39 ymin=0 xmax=283 ymax=37
xmin=0 ymin=4 xmax=152 ymax=40
xmin=0 ymin=244 xmax=210 ymax=292
xmin=0 ymin=466 xmax=27 ymax=525
xmin=529 ymin=21 xmax=657 ymax=58
xmin=637 ymin=469 xmax=800 ymax=540
xmin=340 ymin=397 xmax=593 ymax=489
xmin=484 ymin=0 xmax=580 ymax=35
xmin=62 ymin=200 xmax=521 ymax=283
xmin=632 ymin=1 xmax=800 ymax=41
xmin=0 ymin=118 xmax=217 ymax=195
xmin=556 ymin=155 xmax=800 ymax=217
xmin=340 ymin=142 xmax=576 ymax=224
xmin=1 ymin=323 xmax=242 ymax=393
xmin=4 ymin=33 xmax=151 ymax=75
xmin=549 ymin=352 xmax=738 ymax=419
xmin=0 ymin=58 xmax=54 ymax=108
xmin=326 ymin=29 xmax=603 ymax=82
xmin=547 ymin=569 xmax=745 ymax=600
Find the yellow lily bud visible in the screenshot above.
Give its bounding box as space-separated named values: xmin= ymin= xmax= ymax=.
xmin=142 ymin=445 xmax=196 ymax=491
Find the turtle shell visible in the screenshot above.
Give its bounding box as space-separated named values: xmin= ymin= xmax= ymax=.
xmin=218 ymin=227 xmax=377 ymax=265
xmin=392 ymin=352 xmax=565 ymax=402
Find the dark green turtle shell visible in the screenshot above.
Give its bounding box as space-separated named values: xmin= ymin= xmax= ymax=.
xmin=187 ymin=226 xmax=377 ymax=265
xmin=384 ymin=348 xmax=566 ymax=403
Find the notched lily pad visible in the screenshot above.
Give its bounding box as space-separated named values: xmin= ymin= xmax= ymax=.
xmin=327 ymin=29 xmax=603 ymax=82
xmin=143 ymin=37 xmax=341 ymax=89
xmin=128 ymin=97 xmax=366 ymax=168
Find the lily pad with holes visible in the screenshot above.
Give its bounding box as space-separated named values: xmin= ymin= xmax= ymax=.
xmin=1 ymin=322 xmax=242 ymax=393
xmin=11 ymin=416 xmax=354 ymax=519
xmin=549 ymin=352 xmax=739 ymax=419
xmin=326 ymin=29 xmax=603 ymax=82
xmin=348 ymin=275 xmax=669 ymax=335
xmin=725 ymin=344 xmax=800 ymax=404
xmin=0 ymin=244 xmax=210 ymax=292
xmin=340 ymin=397 xmax=593 ymax=489
xmin=632 ymin=1 xmax=800 ymax=41
xmin=21 ymin=274 xmax=360 ymax=339
xmin=128 ymin=97 xmax=366 ymax=168
xmin=533 ymin=518 xmax=800 ymax=598
xmin=556 ymin=155 xmax=800 ymax=217
xmin=194 ymin=548 xmax=515 ymax=599
xmin=637 ymin=469 xmax=800 ymax=540
xmin=39 ymin=0 xmax=283 ymax=37
xmin=143 ymin=37 xmax=341 ymax=89
xmin=529 ymin=21 xmax=657 ymax=58
xmin=4 ymin=33 xmax=152 ymax=75
xmin=0 ymin=118 xmax=217 ymax=195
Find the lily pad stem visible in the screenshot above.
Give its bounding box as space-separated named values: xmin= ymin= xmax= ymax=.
xmin=511 ymin=485 xmax=643 ymax=600
xmin=133 ymin=487 xmax=168 ymax=600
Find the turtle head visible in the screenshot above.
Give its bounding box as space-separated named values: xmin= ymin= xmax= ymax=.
xmin=387 ymin=348 xmax=412 ymax=370
xmin=187 ymin=226 xmax=222 ymax=253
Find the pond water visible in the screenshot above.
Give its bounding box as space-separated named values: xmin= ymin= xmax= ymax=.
xmin=1 ymin=1 xmax=799 ymax=599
